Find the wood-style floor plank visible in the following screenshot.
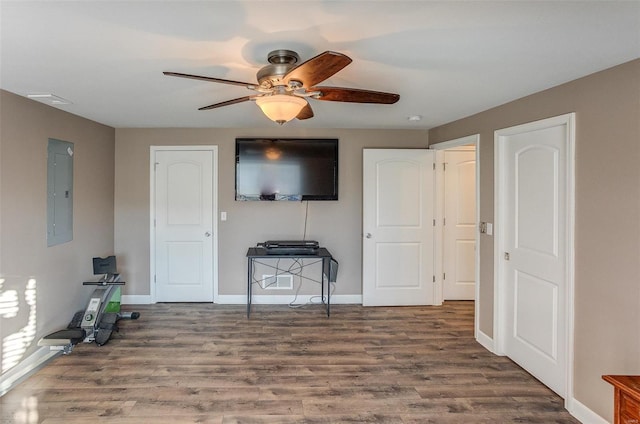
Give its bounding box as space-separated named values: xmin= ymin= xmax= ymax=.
xmin=1 ymin=302 xmax=580 ymax=423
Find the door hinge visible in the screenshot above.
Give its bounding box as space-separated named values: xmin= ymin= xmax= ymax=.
xmin=154 ymin=162 xmax=159 ymax=171
xmin=443 ymin=163 xmax=447 ymax=171
xmin=154 ymin=274 xmax=156 ymax=283
xmin=443 ymin=217 xmax=446 ymax=226
xmin=443 ymin=273 xmax=446 ymax=280
xmin=432 ymin=275 xmax=436 ymax=283
xmin=432 ymin=162 xmax=436 ymax=171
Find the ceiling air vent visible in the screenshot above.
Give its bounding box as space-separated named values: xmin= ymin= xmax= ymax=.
xmin=26 ymin=93 xmax=72 ymax=105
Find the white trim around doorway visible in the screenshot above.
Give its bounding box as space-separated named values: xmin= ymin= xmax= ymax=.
xmin=430 ymin=134 xmax=483 ymax=347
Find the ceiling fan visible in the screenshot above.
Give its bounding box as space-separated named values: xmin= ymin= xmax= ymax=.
xmin=164 ymin=49 xmax=400 ymax=125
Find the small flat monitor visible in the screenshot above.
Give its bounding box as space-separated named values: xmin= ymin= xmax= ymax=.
xmin=93 ymin=256 xmax=117 ymax=275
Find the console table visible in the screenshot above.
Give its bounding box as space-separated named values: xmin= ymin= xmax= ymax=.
xmin=246 ymin=247 xmax=335 ymax=318
xmin=603 ymin=375 xmax=640 ymax=424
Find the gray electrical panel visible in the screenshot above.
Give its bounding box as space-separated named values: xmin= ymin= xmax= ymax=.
xmin=47 ymin=138 xmax=74 ymax=246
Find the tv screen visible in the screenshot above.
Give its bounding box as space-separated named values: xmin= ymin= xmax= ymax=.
xmin=235 ymin=138 xmax=338 ymax=201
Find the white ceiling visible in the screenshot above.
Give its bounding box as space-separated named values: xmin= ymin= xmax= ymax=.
xmin=1 ymin=1 xmax=639 ymax=130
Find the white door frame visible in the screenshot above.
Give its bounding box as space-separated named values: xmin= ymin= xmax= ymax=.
xmin=149 ymin=145 xmax=219 ymax=303
xmin=494 ymin=113 xmax=575 ymax=405
xmin=430 ymin=134 xmax=480 ymax=336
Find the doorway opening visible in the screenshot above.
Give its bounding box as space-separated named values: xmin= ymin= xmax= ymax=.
xmin=430 ymin=134 xmax=480 ymax=336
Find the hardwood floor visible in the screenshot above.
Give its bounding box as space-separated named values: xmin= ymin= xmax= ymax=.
xmin=1 ymin=302 xmax=580 ymax=423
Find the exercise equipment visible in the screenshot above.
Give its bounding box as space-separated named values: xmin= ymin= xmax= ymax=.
xmin=38 ymin=256 xmax=139 ymax=354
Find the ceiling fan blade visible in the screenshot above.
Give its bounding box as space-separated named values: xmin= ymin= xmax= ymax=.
xmin=296 ymin=102 xmax=314 ymax=120
xmin=284 ymin=51 xmax=352 ymax=87
xmin=198 ymin=96 xmax=254 ymax=110
xmin=164 ymin=71 xmax=255 ymax=88
xmin=310 ymin=86 xmax=400 ymax=104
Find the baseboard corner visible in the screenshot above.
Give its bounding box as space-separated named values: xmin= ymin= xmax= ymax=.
xmin=475 ymin=329 xmax=495 ymax=353
xmin=567 ymin=396 xmax=609 ymax=424
xmin=0 ymin=347 xmax=60 ymax=396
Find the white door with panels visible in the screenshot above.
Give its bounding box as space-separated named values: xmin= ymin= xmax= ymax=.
xmin=153 ymin=149 xmax=215 ymax=302
xmin=496 ymin=114 xmax=574 ymax=398
xmin=362 ymin=149 xmax=435 ymax=306
xmin=443 ymin=150 xmax=476 ymax=300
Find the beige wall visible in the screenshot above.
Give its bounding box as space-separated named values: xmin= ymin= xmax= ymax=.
xmin=0 ymin=90 xmax=115 ymax=372
xmin=114 ymin=128 xmax=428 ymax=299
xmin=428 ymin=59 xmax=640 ymax=421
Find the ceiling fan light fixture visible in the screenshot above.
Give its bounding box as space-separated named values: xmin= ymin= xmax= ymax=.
xmin=255 ymin=94 xmax=307 ymax=125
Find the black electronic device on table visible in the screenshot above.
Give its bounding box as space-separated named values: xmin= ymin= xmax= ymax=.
xmin=258 ymin=240 xmax=319 ymax=255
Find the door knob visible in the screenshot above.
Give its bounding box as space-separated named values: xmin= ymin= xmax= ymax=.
xmin=204 ymin=231 xmax=211 ymax=237
xmin=366 ymin=233 xmax=372 ymax=239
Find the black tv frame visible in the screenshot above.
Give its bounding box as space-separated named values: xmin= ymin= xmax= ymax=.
xmin=235 ymin=138 xmax=339 ymax=201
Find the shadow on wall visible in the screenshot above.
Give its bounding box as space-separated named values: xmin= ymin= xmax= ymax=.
xmin=0 ymin=277 xmax=37 ymax=375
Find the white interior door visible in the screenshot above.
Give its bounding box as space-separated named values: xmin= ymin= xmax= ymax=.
xmin=496 ymin=114 xmax=574 ymax=398
xmin=362 ymin=149 xmax=435 ymax=306
xmin=443 ymin=150 xmax=476 ymax=300
xmin=154 ymin=149 xmax=214 ymax=302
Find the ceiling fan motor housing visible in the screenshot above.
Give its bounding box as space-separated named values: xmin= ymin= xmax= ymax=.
xmin=256 ymin=49 xmax=301 ymax=88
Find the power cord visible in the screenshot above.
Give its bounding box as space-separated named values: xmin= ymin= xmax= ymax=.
xmin=302 ymin=200 xmax=309 ymax=240
xmin=288 ymin=271 xmax=335 ymax=309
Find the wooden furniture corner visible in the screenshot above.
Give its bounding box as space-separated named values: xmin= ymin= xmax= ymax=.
xmin=603 ymin=375 xmax=640 ymax=424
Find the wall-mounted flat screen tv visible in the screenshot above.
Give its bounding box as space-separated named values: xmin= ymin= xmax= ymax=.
xmin=235 ymin=138 xmax=338 ymax=201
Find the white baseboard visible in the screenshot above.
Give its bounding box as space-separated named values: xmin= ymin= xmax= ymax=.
xmin=475 ymin=329 xmax=495 ymax=353
xmin=123 ymin=294 xmax=363 ymax=305
xmin=121 ymin=294 xmax=152 ymax=305
xmin=567 ymin=397 xmax=609 ymax=424
xmin=327 ymin=295 xmax=362 ymax=304
xmin=216 ymin=294 xmax=363 ymax=305
xmin=215 ymin=294 xmax=362 ymax=305
xmin=0 ymin=347 xmax=60 ymax=396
